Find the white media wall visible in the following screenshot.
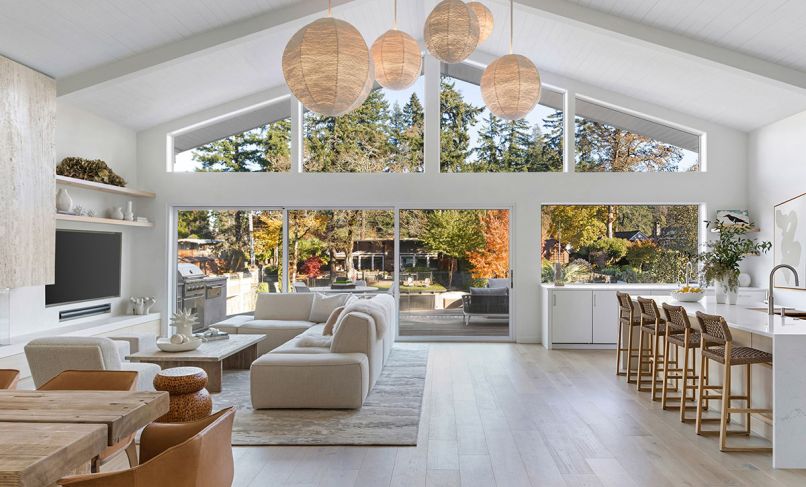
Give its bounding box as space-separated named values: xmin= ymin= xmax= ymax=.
xmin=132 ymin=56 xmax=750 ymax=343
xmin=7 ymin=101 xmax=139 ymax=338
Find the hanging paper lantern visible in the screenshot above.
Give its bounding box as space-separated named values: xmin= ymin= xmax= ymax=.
xmin=467 ymin=2 xmax=494 ymax=43
xmin=481 ymin=54 xmax=541 ymax=120
xmin=424 ymin=0 xmax=480 ymax=64
xmin=371 ymin=30 xmax=423 ymax=90
xmin=282 ymin=17 xmax=372 ymax=116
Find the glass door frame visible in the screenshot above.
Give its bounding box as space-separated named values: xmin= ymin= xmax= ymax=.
xmin=394 ymin=205 xmax=515 ymax=343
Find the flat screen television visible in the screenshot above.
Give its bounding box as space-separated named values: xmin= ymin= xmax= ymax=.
xmin=45 ymin=230 xmax=122 ymax=306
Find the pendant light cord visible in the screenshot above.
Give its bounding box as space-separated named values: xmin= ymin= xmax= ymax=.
xmin=393 ymin=0 xmax=398 ymax=29
xmin=328 ymin=0 xmax=332 ymax=17
xmin=509 ymin=0 xmax=514 ymax=54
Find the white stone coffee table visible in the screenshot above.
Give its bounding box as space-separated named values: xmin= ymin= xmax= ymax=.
xmin=127 ymin=334 xmax=265 ymax=392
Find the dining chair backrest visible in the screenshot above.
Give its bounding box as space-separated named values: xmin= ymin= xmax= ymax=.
xmin=695 ymin=311 xmax=732 ymax=344
xmin=38 ymin=370 xmax=138 ymax=392
xmin=637 ymin=297 xmax=662 ymax=324
xmin=0 ymin=369 xmax=19 ymax=390
xmin=662 ymin=303 xmax=693 ymax=330
xmin=616 ymin=292 xmax=635 ymax=322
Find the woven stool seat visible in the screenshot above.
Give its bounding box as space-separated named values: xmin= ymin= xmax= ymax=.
xmin=641 ymin=324 xmax=683 ymax=336
xmin=667 ymin=332 xmax=702 ymax=348
xmin=154 ymin=366 xmax=208 ymax=394
xmin=153 ymin=367 xmax=212 ymax=423
xmin=620 ymin=317 xmax=642 ymax=326
xmin=702 ymin=346 xmax=773 ymax=365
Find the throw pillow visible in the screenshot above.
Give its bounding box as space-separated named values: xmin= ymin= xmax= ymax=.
xmin=322 ymin=306 xmax=345 ymax=335
xmin=309 ymin=293 xmax=349 ymax=323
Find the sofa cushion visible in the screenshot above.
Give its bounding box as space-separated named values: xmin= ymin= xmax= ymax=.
xmin=212 ymin=315 xmax=254 ymax=334
xmin=254 ymin=293 xmax=314 ymax=321
xmin=238 ymin=320 xmax=315 ymax=354
xmin=322 ymin=306 xmax=345 ymax=335
xmin=271 ymin=336 xmax=332 ymax=354
xmin=487 ymin=278 xmax=510 ymax=289
xmin=309 ymin=293 xmax=349 ymax=323
xmin=250 ymin=352 xmax=369 ymax=409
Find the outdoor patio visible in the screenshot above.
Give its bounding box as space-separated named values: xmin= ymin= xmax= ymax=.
xmin=399 ymin=309 xmax=509 ymax=337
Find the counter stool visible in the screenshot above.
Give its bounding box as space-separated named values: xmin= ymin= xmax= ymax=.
xmin=694 ymin=312 xmax=773 ymax=452
xmin=636 ymin=298 xmax=682 ymax=400
xmin=615 ymin=292 xmax=642 ymax=383
xmin=661 ymin=304 xmax=704 ymax=420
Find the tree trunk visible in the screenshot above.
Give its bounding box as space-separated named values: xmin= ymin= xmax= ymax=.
xmin=607 ymin=205 xmax=616 ymax=238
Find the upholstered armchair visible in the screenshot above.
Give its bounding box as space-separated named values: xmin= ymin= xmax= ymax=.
xmin=24 ymin=336 xmax=160 ymax=391
xmin=0 ymin=369 xmax=19 ymax=389
xmin=58 ymin=408 xmax=236 ymax=487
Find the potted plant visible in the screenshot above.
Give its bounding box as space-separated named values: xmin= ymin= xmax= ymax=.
xmin=697 ymin=221 xmax=770 ymax=304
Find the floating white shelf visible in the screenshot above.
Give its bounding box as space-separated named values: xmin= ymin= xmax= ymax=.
xmin=56 ymin=213 xmax=154 ymax=227
xmin=56 ymin=175 xmax=156 ymax=198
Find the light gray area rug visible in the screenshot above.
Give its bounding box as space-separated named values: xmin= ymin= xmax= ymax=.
xmin=212 ymin=346 xmax=428 ymax=446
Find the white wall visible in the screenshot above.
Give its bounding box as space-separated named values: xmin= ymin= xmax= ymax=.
xmin=8 ymin=101 xmax=140 ymax=338
xmin=747 ymin=109 xmax=806 ymax=307
xmin=134 ymin=63 xmax=750 ymax=343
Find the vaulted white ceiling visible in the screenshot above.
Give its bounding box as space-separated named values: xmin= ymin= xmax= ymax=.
xmin=2 ymin=0 xmax=806 ymax=132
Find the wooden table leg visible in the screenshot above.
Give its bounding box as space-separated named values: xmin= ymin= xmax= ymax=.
xmin=222 ymin=344 xmax=257 ymax=370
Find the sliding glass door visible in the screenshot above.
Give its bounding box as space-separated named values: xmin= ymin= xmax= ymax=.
xmin=397 ymin=209 xmax=512 ymax=339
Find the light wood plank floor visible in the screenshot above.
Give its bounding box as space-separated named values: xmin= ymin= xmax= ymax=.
xmin=111 ymin=343 xmax=806 ymax=486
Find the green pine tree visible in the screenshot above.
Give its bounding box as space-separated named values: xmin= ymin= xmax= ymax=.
xmin=440 ymin=77 xmax=482 ymax=172
xmin=501 ymin=118 xmax=532 ymax=172
xmin=474 ymin=112 xmax=503 ymax=172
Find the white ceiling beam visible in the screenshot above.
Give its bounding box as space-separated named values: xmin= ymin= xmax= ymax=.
xmin=57 ymin=0 xmax=358 ymax=96
xmin=512 ymin=0 xmax=806 ymax=93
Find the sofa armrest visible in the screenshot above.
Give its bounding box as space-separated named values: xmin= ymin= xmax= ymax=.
xmin=107 ymin=334 xmax=157 ymax=354
xmin=331 ymin=312 xmax=377 ymax=355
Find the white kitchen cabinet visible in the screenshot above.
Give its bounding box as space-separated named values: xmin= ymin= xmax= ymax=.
xmin=592 ymin=290 xmax=619 ymax=344
xmin=551 ymin=290 xmax=593 ymax=344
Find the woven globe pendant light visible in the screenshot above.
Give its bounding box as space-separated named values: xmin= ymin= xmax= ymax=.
xmin=424 ymin=0 xmax=480 ymax=64
xmin=480 ymin=0 xmax=541 ymax=120
xmin=468 ymin=2 xmax=494 ymax=43
xmin=282 ymin=1 xmax=373 ymax=116
xmin=371 ymin=0 xmax=423 ymax=90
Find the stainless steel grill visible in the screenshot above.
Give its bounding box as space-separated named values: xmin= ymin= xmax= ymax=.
xmin=177 ymin=263 xmax=228 ymax=332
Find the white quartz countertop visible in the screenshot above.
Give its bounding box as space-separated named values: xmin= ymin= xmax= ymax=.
xmin=541 ymin=283 xmax=764 ymax=291
xmin=640 ymin=296 xmax=806 ymax=338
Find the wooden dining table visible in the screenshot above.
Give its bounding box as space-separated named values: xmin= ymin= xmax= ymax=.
xmin=0 ymin=390 xmax=169 ymax=486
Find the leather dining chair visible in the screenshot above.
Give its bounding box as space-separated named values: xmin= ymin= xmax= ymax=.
xmin=58 ymin=407 xmax=236 ymax=487
xmin=39 ymin=370 xmax=140 ymax=472
xmin=0 ymin=369 xmax=20 ymax=389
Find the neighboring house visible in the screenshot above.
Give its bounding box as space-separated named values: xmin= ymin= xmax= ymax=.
xmin=542 ymin=238 xmax=571 ymax=264
xmin=613 ymin=230 xmax=650 ymax=242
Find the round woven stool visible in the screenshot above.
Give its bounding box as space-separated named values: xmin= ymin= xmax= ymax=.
xmin=153 ymin=367 xmax=212 ymax=423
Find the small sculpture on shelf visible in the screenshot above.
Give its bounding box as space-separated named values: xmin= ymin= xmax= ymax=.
xmin=124 ymin=201 xmax=134 ymax=221
xmin=110 ymin=206 xmax=124 ymax=220
xmin=130 ymin=296 xmax=156 ymax=315
xmin=57 ymin=156 xmax=127 ymax=187
xmin=56 ymin=188 xmax=73 ymax=213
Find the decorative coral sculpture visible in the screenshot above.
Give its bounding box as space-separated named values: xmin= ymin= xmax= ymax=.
xmin=171 ymin=308 xmax=199 ymax=337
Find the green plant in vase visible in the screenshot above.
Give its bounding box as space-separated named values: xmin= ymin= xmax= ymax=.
xmin=697 ymin=220 xmax=770 ymax=304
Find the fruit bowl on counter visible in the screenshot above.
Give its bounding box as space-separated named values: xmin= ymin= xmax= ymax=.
xmin=671 ymin=286 xmax=705 ymax=302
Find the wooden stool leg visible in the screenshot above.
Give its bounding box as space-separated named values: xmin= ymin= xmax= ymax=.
xmin=636 ymin=328 xmax=647 ymax=391
xmin=616 ymin=321 xmax=624 ymax=376
xmin=650 ymin=333 xmax=662 ymax=401
xmin=661 ymin=335 xmax=672 ymax=408
xmin=626 ymin=325 xmax=636 ymax=384
xmin=680 ymin=344 xmax=690 ymax=422
xmin=744 ymin=363 xmax=752 ymax=435
xmin=695 ymin=352 xmax=708 ymax=435
xmin=719 ymin=360 xmax=732 ymax=451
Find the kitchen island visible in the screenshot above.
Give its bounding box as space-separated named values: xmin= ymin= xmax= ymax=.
xmin=642 ymin=296 xmax=806 ymax=469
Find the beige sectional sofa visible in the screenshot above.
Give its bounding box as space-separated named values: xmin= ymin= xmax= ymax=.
xmin=216 ymin=292 xmax=395 ymax=409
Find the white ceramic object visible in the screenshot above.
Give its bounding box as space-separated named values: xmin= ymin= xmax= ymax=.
xmin=110 ymin=206 xmax=124 ymax=220
xmin=156 ymin=337 xmax=202 ymax=352
xmin=124 ymin=200 xmax=134 ymax=221
xmin=671 ymin=291 xmax=705 ymax=302
xmin=56 ymin=188 xmax=73 ymax=212
xmin=739 ymin=272 xmax=752 ymax=287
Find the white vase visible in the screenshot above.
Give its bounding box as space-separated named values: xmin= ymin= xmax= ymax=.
xmin=110 ymin=207 xmax=124 ymax=220
xmin=124 ymin=201 xmax=134 ymax=221
xmin=56 ymin=188 xmax=73 ymax=213
xmin=715 ymin=279 xmax=728 ymax=304
xmin=728 ymin=288 xmax=738 ymax=305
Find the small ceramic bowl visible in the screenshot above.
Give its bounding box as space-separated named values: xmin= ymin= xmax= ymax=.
xmin=156 ymin=337 xmax=203 ymax=352
xmin=671 ymin=291 xmax=705 ymax=302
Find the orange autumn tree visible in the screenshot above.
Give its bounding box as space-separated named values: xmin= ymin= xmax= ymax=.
xmin=468 ymin=210 xmax=510 ymax=279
